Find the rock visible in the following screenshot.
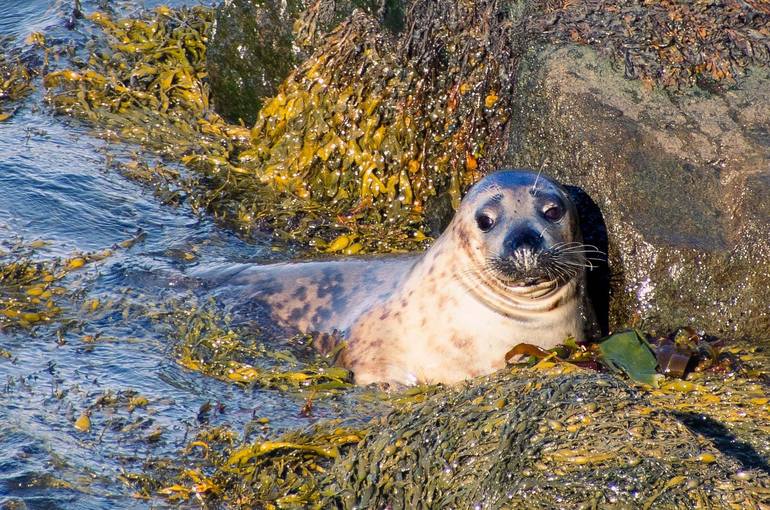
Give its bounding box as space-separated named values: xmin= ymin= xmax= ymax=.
xmin=206 ymin=0 xmax=404 ymax=125
xmin=324 ymin=368 xmax=770 ymax=508
xmin=507 ymin=44 xmax=770 ymax=340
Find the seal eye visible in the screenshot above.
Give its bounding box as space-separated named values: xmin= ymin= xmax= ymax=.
xmin=476 ymin=213 xmax=495 ymax=232
xmin=543 ymin=204 xmax=564 ymax=222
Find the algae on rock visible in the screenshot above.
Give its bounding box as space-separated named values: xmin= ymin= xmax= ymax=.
xmin=207 ymin=0 xmax=405 ymax=125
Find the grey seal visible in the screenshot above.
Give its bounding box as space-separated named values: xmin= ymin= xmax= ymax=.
xmin=206 ymin=169 xmax=600 ymax=385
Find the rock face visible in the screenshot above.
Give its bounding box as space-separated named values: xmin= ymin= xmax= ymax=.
xmin=207 ymin=0 xmax=403 ymax=125
xmin=507 ymin=45 xmax=770 ymax=340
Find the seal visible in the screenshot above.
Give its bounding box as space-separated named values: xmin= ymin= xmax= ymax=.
xmin=209 ymin=169 xmax=599 ymax=385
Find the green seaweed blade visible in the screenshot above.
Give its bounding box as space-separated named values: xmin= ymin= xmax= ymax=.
xmin=598 ymin=330 xmax=663 ymax=387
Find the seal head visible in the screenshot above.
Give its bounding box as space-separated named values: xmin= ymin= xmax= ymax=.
xmin=452 ymin=170 xmax=589 ymax=307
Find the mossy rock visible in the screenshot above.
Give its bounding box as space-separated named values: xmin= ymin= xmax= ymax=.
xmin=207 ymin=0 xmax=405 ymax=125
xmin=324 ymin=367 xmax=770 ymax=508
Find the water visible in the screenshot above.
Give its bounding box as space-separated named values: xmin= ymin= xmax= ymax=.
xmin=0 ymin=1 xmax=346 ymax=507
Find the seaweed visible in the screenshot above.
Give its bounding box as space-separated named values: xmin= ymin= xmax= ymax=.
xmin=0 ymin=36 xmax=35 ymax=121
xmin=43 ymin=1 xmax=522 ymax=253
xmin=167 ymin=300 xmax=354 ymax=391
xmin=533 ymin=0 xmax=770 ymax=89
xmin=0 ymin=240 xmax=111 ymax=330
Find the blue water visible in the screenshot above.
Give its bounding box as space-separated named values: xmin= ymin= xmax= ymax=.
xmin=0 ymin=2 xmax=351 ymax=507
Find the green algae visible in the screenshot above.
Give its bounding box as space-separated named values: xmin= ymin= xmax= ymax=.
xmin=598 ymin=330 xmax=662 ymax=388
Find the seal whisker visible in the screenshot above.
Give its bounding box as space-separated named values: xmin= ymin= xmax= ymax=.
xmin=530 ymin=166 xmax=544 ymax=196
xmin=555 ymin=247 xmax=602 ymax=254
xmin=553 ymin=258 xmax=594 ymax=271
xmin=555 ymin=252 xmax=602 ymax=264
xmin=547 ymin=264 xmax=570 ymax=284
xmin=554 ymin=243 xmax=605 ymax=255
xmin=550 ymin=261 xmax=578 ymax=280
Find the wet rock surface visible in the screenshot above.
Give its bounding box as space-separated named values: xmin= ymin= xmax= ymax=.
xmin=507 ymin=44 xmax=770 ymax=339
xmin=325 ymin=367 xmax=770 ymax=509
xmin=532 ymin=0 xmax=770 ymax=89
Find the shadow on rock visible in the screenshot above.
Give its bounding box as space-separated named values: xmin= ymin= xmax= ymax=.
xmin=673 ymin=410 xmax=770 ymax=476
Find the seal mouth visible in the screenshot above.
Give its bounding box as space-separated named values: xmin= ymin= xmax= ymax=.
xmin=488 ymin=242 xmax=604 ymax=288
xmin=490 ymin=254 xmax=554 ymax=287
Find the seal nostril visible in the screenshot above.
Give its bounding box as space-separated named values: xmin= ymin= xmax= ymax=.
xmin=505 ymin=227 xmax=543 ymax=253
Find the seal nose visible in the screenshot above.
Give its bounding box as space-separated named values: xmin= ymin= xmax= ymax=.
xmin=504 ymin=225 xmax=543 ymax=254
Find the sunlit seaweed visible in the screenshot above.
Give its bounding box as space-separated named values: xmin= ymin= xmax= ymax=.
xmin=322 ymin=365 xmax=770 ymax=508
xmin=41 ymin=7 xmax=425 ymax=251
xmin=39 ymin=1 xmax=770 ymax=252
xmin=0 ymin=242 xmax=109 ymax=330
xmin=0 ymin=36 xmax=35 ymax=121
xmin=126 ymin=422 xmax=365 ymax=508
xmin=42 ymin=2 xmax=520 ymax=252
xmin=243 ymin=2 xmax=518 ymax=218
xmin=137 ymin=357 xmax=770 ymax=508
xmin=167 ymin=300 xmax=353 ymax=391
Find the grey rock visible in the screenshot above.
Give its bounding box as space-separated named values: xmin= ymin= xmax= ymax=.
xmin=507 ymin=44 xmax=770 ymax=339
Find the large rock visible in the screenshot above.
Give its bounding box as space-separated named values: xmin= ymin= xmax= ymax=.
xmin=507 ymin=44 xmax=770 ymax=340
xmin=207 ymin=0 xmax=404 ymax=125
xmin=324 ymin=368 xmax=770 ymax=508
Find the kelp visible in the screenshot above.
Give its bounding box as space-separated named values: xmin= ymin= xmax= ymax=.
xmin=0 ymin=241 xmax=110 ymax=330
xmin=138 ymin=341 xmax=770 ymax=509
xmin=508 ymin=328 xmax=742 ymax=388
xmin=323 ymin=366 xmax=770 ymax=509
xmin=168 ymin=300 xmax=353 ymax=392
xmin=43 ymin=1 xmax=521 ymax=252
xmin=37 ymin=1 xmax=770 ymax=248
xmin=41 ymin=6 xmax=421 ymax=251
xmin=127 ymin=422 xmax=366 ymax=508
xmin=243 ymin=0 xmax=521 ymax=218
xmin=151 ymin=361 xmax=770 ymax=508
xmin=0 ymin=36 xmax=35 ymax=122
